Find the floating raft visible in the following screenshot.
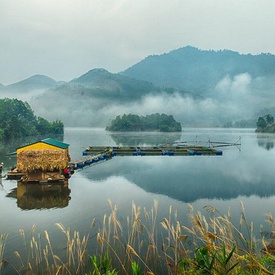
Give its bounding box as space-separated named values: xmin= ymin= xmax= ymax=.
xmin=6 ymin=169 xmax=26 ymax=180
xmin=69 ymin=146 xmax=222 ymax=171
xmin=83 ymin=146 xmax=223 ymax=157
xmin=69 ymin=151 xmax=112 ymax=170
xmin=6 ymin=145 xmax=224 ymax=180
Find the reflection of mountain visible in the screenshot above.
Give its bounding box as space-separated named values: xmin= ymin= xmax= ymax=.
xmin=6 ymin=181 xmax=71 ymax=210
xmin=80 ymin=156 xmax=275 ymax=203
xmin=110 ymin=132 xmax=182 ymax=146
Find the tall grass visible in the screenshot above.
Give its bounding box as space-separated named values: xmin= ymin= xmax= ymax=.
xmin=1 ymin=201 xmax=275 ymax=274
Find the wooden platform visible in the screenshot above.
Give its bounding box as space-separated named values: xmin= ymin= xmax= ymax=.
xmin=83 ymin=146 xmax=223 ymax=157
xmin=6 ymin=168 xmax=68 ymax=184
xmin=69 ymin=151 xmax=112 ymax=170
xmin=6 ymin=169 xmax=26 ymax=180
xmin=6 ymin=145 xmax=223 ymax=182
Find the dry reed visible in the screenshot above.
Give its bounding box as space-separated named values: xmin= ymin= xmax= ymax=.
xmin=17 ymin=149 xmax=70 ymax=172
xmin=1 ymin=201 xmax=275 ymax=274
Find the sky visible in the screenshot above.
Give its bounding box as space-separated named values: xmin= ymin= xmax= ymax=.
xmin=1 ymin=0 xmax=275 ymax=85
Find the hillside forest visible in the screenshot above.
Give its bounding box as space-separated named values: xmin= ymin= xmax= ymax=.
xmin=0 ymin=98 xmax=64 ymax=140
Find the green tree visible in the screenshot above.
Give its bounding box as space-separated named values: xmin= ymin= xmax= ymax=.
xmin=0 ymin=98 xmax=64 ymax=140
xmin=106 ymin=113 xmax=181 ymax=132
xmin=265 ymin=114 xmax=274 ymax=125
xmin=256 ymin=117 xmax=267 ymax=129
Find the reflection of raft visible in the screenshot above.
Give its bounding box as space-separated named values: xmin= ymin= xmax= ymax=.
xmin=16 ymin=181 xmax=71 ymax=210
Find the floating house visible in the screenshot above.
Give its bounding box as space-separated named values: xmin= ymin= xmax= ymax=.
xmin=16 ymin=138 xmax=70 ymax=183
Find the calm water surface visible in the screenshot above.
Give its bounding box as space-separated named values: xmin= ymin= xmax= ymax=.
xmin=1 ymin=127 xmax=275 ymax=272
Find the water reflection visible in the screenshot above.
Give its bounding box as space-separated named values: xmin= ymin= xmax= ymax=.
xmin=80 ymin=149 xmax=275 ymax=203
xmin=6 ymin=180 xmax=71 ymax=210
xmin=109 ymin=131 xmax=181 ymax=146
xmin=257 ymin=134 xmax=275 ymax=150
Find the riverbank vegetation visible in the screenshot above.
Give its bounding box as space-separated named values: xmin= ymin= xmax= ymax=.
xmin=1 ymin=201 xmax=275 ymax=274
xmin=106 ymin=113 xmax=182 ymax=132
xmin=256 ymin=114 xmax=275 ymax=133
xmin=0 ymin=98 xmax=64 ymax=140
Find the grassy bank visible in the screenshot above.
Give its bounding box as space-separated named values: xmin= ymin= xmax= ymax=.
xmin=1 ymin=200 xmax=275 ymax=274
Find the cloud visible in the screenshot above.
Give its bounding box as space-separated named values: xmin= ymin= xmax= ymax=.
xmin=215 ymin=73 xmax=252 ymax=96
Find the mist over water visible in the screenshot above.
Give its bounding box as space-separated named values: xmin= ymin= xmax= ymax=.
xmin=1 ymin=127 xmax=275 ymax=274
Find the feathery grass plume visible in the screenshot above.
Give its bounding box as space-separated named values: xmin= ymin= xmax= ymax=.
xmin=0 ymin=233 xmax=8 ymax=270
xmin=127 ymin=202 xmax=143 ymax=257
xmin=126 ymin=244 xmax=154 ymax=274
xmin=4 ymin=202 xmax=275 ymax=274
xmin=44 ymin=230 xmax=58 ymax=269
xmin=55 ymin=222 xmax=92 ymax=274
xmin=161 ymin=206 xmax=191 ymax=274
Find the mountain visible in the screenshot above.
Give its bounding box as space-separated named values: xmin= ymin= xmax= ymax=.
xmin=29 ymin=69 xmax=179 ymax=127
xmin=121 ymin=46 xmax=275 ymax=93
xmin=7 ymin=74 xmax=57 ymax=91
xmin=4 ymin=46 xmax=275 ymax=128
xmin=0 ymin=74 xmax=58 ymax=101
xmin=68 ymin=68 xmax=162 ymax=101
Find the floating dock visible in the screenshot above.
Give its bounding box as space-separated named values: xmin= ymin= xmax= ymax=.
xmin=83 ymin=146 xmax=223 ymax=157
xmin=68 ymin=145 xmax=222 ymax=171
xmin=6 ymin=145 xmax=224 ymax=180
xmin=68 ymin=151 xmax=112 ymax=170
xmin=6 ymin=169 xmax=26 ymax=180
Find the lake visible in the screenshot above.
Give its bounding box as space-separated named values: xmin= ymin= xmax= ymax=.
xmin=1 ymin=127 xmax=275 ymax=273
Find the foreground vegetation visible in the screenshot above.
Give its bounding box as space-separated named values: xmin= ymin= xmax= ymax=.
xmin=1 ymin=201 xmax=275 ymax=274
xmin=0 ymin=98 xmax=63 ymax=140
xmin=106 ymin=113 xmax=182 ymax=132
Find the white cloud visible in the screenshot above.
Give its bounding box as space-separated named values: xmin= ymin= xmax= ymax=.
xmin=216 ymin=73 xmax=252 ymax=96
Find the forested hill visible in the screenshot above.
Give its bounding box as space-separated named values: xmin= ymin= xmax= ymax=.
xmin=69 ymin=68 xmax=162 ymax=101
xmin=3 ymin=46 xmax=275 ymax=128
xmin=106 ymin=113 xmax=182 ymax=132
xmin=121 ymin=46 xmax=275 ymax=93
xmin=0 ymin=98 xmax=63 ymax=140
xmin=4 ymin=75 xmax=57 ymax=92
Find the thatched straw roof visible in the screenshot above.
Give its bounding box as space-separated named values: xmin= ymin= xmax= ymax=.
xmin=17 ymin=149 xmax=71 ymax=172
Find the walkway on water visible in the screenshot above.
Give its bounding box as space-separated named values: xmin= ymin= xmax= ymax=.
xmin=6 ymin=144 xmax=226 ymax=180
xmin=69 ymin=145 xmax=223 ymax=171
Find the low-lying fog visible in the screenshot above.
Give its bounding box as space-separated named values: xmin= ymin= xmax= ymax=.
xmin=1 ymin=72 xmax=274 ymax=128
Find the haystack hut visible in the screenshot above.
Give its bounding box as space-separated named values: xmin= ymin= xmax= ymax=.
xmin=16 ymin=138 xmax=70 ymax=183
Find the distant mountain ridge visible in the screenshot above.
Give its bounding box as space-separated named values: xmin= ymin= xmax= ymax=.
xmin=2 ymin=45 xmax=275 ymax=128
xmin=28 ymin=69 xmax=172 ymax=127
xmin=6 ymin=74 xmax=57 ymax=91
xmin=69 ymin=68 xmax=162 ymax=100
xmin=121 ymin=46 xmax=275 ymax=93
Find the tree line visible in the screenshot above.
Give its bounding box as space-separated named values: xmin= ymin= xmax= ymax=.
xmin=0 ymin=98 xmax=64 ymax=140
xmin=106 ymin=113 xmax=182 ymax=132
xmin=256 ymin=114 xmax=275 ymax=133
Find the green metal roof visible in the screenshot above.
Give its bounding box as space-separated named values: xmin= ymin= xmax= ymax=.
xmin=16 ymin=138 xmax=70 ymax=151
xmin=41 ymin=138 xmax=70 ymax=149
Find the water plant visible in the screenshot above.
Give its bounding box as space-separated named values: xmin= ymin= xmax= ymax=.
xmin=1 ymin=201 xmax=275 ymax=274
